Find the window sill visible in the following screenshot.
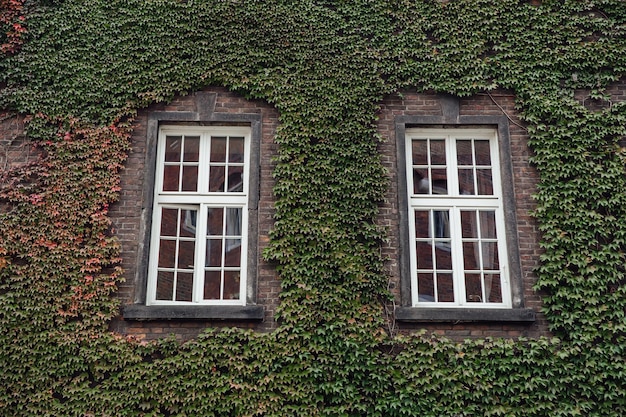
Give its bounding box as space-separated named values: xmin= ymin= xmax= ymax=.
xmin=122 ymin=304 xmax=265 ymax=320
xmin=395 ymin=307 xmax=535 ymax=323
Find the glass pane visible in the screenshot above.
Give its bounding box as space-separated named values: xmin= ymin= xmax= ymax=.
xmin=181 ymin=166 xmax=198 ymax=192
xmin=179 ymin=209 xmax=197 ymax=238
xmin=177 ymin=240 xmax=195 ymax=269
xmin=165 ymin=136 xmax=181 ymax=162
xmin=416 ymin=242 xmax=433 ymax=269
xmin=433 ymin=210 xmax=449 ymax=238
xmin=417 ymin=273 xmax=435 ymax=302
xmin=227 ymin=167 xmax=244 ymax=192
xmin=437 ymin=273 xmax=454 ymax=302
xmin=474 ymin=140 xmax=491 ymax=165
xmin=158 ymin=239 xmax=176 ymax=268
xmin=160 ymin=208 xmax=178 ymax=236
xmin=223 ymin=271 xmax=241 ymax=300
xmin=430 ymin=140 xmax=446 ymax=165
xmin=413 ymin=168 xmax=429 ymax=194
xmin=229 ymin=137 xmax=245 ymax=163
xmin=203 ymin=270 xmax=221 ymax=300
xmin=175 ymin=272 xmax=193 ymax=302
xmin=458 ymin=168 xmax=475 ymax=195
xmin=465 ymin=273 xmax=482 ymax=302
xmin=225 ymin=208 xmax=242 ymax=236
xmin=414 ymin=210 xmax=430 ymax=238
xmin=162 ymin=165 xmax=180 ymax=191
xmin=485 ymin=274 xmax=503 ymax=303
xmin=156 ymin=271 xmax=174 ymax=300
xmin=183 ymin=136 xmax=200 ymax=162
xmin=482 ymin=242 xmax=500 ymax=269
xmin=476 ymin=169 xmax=493 ymax=195
xmin=206 ymin=239 xmax=222 ymax=267
xmin=207 ymin=207 xmax=224 ymax=236
xmin=430 ymin=169 xmax=447 ymax=194
xmin=456 ymin=140 xmax=473 ymax=165
xmin=209 ymin=166 xmax=225 ymax=192
xmin=224 ymin=240 xmax=241 ymax=267
xmin=460 ymin=210 xmax=477 ymax=238
xmin=210 ymin=136 xmax=227 ymax=162
xmin=479 ymin=211 xmax=496 ymax=239
xmin=435 ymin=246 xmax=452 ymax=269
xmin=462 ymin=241 xmax=480 ymax=270
xmin=412 ymin=140 xmax=428 ymax=165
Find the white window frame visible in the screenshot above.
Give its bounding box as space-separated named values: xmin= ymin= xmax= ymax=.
xmin=406 ymin=127 xmax=512 ymax=308
xmin=146 ymin=126 xmax=251 ymax=306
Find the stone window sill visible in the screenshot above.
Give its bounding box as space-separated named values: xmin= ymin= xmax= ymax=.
xmin=395 ymin=307 xmax=535 ymax=323
xmin=122 ymin=304 xmax=265 ymax=320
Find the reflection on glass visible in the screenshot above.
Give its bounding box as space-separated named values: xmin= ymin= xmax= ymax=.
xmin=465 ymin=274 xmax=482 ymax=302
xmin=413 ymin=169 xmax=429 ymax=194
xmin=175 ymin=272 xmax=193 ymax=302
xmin=210 ymin=136 xmax=227 ymax=162
xmin=225 ymin=208 xmax=242 ymax=236
xmin=207 ymin=207 xmax=224 ymax=236
xmin=414 ymin=210 xmax=430 ymax=238
xmin=476 ymin=169 xmax=493 ymax=195
xmin=479 ymin=211 xmax=497 ymax=239
xmin=462 ymin=241 xmax=479 ymax=270
xmin=417 ymin=273 xmax=435 ymax=302
xmin=416 ymin=242 xmax=433 ymax=269
xmin=162 ymin=165 xmax=180 ymax=191
xmin=160 ymin=208 xmax=178 ymax=236
xmin=181 ymin=166 xmax=198 ymax=192
xmin=474 ymin=140 xmax=491 ymax=165
xmin=437 ymin=273 xmax=454 ymax=302
xmin=458 ymin=168 xmax=475 ymax=195
xmin=227 ymin=168 xmax=244 ymax=192
xmin=456 ymin=140 xmax=473 ymax=165
xmin=229 ymin=137 xmax=245 ymax=163
xmin=165 ymin=136 xmax=181 ymax=162
xmin=486 ymin=274 xmax=502 ymax=303
xmin=158 ymin=239 xmax=176 ymax=268
xmin=435 ymin=246 xmax=452 ymax=269
xmin=177 ymin=240 xmax=195 ymax=269
xmin=156 ymin=271 xmax=174 ymax=300
xmin=430 ymin=140 xmax=446 ymax=165
xmin=412 ymin=140 xmax=428 ymax=165
xmin=482 ymin=242 xmax=499 ymax=269
xmin=223 ymin=271 xmax=240 ymax=299
xmin=204 ymin=271 xmax=221 ymax=300
xmin=183 ymin=136 xmax=200 ymax=162
xmin=224 ymin=240 xmax=241 ymax=267
xmin=460 ymin=210 xmax=477 ymax=238
xmin=180 ymin=209 xmax=197 ymax=237
xmin=209 ymin=166 xmax=225 ymax=192
xmin=206 ymin=239 xmax=222 ymax=267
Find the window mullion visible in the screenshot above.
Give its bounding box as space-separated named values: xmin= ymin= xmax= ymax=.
xmin=449 ymin=206 xmax=465 ymax=305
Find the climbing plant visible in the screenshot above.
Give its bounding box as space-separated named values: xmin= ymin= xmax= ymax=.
xmin=1 ymin=0 xmax=626 ymax=415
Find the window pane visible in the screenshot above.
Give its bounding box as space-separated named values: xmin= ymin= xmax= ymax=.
xmin=177 ymin=240 xmax=195 ymax=269
xmin=456 ymin=140 xmax=472 ymax=165
xmin=175 ymin=272 xmax=193 ymax=302
xmin=206 ymin=239 xmax=222 ymax=267
xmin=160 ymin=208 xmax=178 ymax=236
xmin=223 ymin=271 xmax=241 ymax=300
xmin=430 ymin=170 xmax=447 ymax=194
xmin=162 ymin=165 xmax=180 ymax=191
xmin=225 ymin=208 xmax=242 ymax=236
xmin=430 ymin=140 xmax=446 ymax=165
xmin=412 ymin=140 xmax=428 ymax=165
xmin=416 ymin=242 xmax=433 ymax=269
xmin=158 ymin=239 xmax=176 ymax=268
xmin=165 ymin=136 xmax=181 ymax=162
xmin=413 ymin=168 xmax=429 ymax=194
xmin=460 ymin=210 xmax=477 ymax=238
xmin=209 ymin=166 xmax=225 ymax=192
xmin=457 ymin=168 xmax=475 ymax=195
xmin=485 ymin=274 xmax=503 ymax=303
xmin=414 ymin=210 xmax=430 ymax=238
xmin=181 ymin=166 xmax=198 ymax=192
xmin=229 ymin=137 xmax=245 ymax=163
xmin=417 ymin=273 xmax=435 ymax=302
xmin=437 ymin=273 xmax=454 ymax=302
xmin=224 ymin=240 xmax=241 ymax=267
xmin=479 ymin=210 xmax=496 ymax=239
xmin=179 ymin=209 xmax=197 ymax=238
xmin=156 ymin=271 xmax=174 ymax=300
xmin=476 ymin=169 xmax=493 ymax=195
xmin=207 ymin=207 xmax=224 ymax=236
xmin=433 ymin=210 xmax=449 ymax=238
xmin=482 ymin=242 xmax=500 ymax=269
xmin=462 ymin=241 xmax=480 ymax=270
xmin=203 ymin=270 xmax=221 ymax=300
xmin=227 ymin=167 xmax=244 ymax=192
xmin=474 ymin=140 xmax=491 ymax=165
xmin=210 ymin=136 xmax=227 ymax=162
xmin=435 ymin=246 xmax=452 ymax=269
xmin=183 ymin=136 xmax=200 ymax=162
xmin=465 ymin=274 xmax=482 ymax=302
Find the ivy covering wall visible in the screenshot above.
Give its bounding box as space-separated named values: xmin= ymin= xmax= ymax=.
xmin=1 ymin=0 xmax=626 ymax=415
